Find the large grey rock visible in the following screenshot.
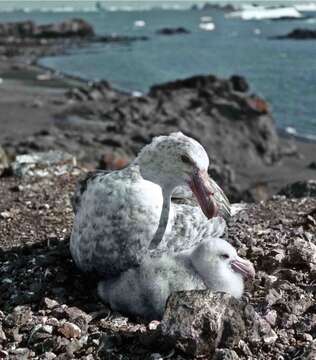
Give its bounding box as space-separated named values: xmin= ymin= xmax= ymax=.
xmin=160 ymin=290 xmax=246 ymax=357
xmin=273 ymin=28 xmax=316 ymax=40
xmin=12 ymin=151 xmax=77 ymax=177
xmin=278 ymin=180 xmax=316 ymax=198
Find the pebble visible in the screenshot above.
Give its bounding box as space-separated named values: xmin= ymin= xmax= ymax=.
xmin=43 ymin=297 xmax=59 ymax=309
xmin=264 ymin=310 xmax=278 ymax=327
xmin=40 ymin=352 xmax=57 ymax=360
xmin=0 ymin=211 xmax=11 ymax=219
xmin=263 ymin=329 xmax=278 ymax=344
xmin=0 ymin=327 xmax=7 ymax=342
xmin=58 ymin=322 xmax=82 ymax=339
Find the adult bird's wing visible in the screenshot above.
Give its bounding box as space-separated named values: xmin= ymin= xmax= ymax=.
xmin=71 ymin=170 xmax=112 ymax=214
xmin=208 ymin=178 xmax=231 ymax=221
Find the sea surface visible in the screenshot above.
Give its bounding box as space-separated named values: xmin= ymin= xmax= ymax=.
xmin=0 ymin=8 xmax=316 ymax=140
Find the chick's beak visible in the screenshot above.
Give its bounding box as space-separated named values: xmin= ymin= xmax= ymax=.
xmin=188 ymin=169 xmax=230 ymax=220
xmin=231 ymin=257 xmax=255 ymax=280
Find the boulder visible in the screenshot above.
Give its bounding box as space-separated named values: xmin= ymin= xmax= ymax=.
xmin=156 ymin=27 xmax=190 ymax=35
xmin=34 ymin=18 xmax=95 ymax=38
xmin=273 ymin=28 xmax=316 ymax=40
xmin=308 ymin=161 xmax=316 ymax=169
xmin=278 ymin=180 xmax=316 ymax=198
xmin=11 ymin=151 xmax=77 ymax=177
xmin=230 ymin=75 xmax=249 ymax=93
xmin=161 ymin=290 xmax=247 ymax=357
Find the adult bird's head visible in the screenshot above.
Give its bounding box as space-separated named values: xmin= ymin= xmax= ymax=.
xmin=191 ymin=238 xmax=255 ymax=298
xmin=135 ymin=132 xmax=227 ymax=219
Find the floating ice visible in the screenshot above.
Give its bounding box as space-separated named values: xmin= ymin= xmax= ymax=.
xmin=226 ymin=7 xmax=303 ymax=21
xmin=200 ymin=16 xmax=213 ymax=23
xmin=134 ymin=20 xmax=146 ymax=28
xmin=285 ymin=127 xmax=297 ymax=135
xmin=295 ymin=3 xmax=316 ymax=12
xmin=199 ymin=22 xmax=215 ymax=31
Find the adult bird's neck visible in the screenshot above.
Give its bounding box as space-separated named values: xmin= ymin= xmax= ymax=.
xmin=149 ymin=187 xmax=172 ymax=249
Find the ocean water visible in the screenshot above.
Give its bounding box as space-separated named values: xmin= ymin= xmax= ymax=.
xmin=0 ymin=8 xmax=316 ymax=140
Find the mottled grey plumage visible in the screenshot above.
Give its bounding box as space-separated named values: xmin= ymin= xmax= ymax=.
xmin=98 ymin=237 xmax=255 ymax=320
xmin=70 ymin=132 xmax=230 ymax=278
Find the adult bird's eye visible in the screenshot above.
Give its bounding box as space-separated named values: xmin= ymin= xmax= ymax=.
xmin=220 ymin=254 xmax=230 ymax=260
xmin=181 ymin=155 xmax=192 ymax=165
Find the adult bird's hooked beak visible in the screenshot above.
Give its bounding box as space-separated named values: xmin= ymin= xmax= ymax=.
xmin=231 ymin=257 xmax=255 ymax=280
xmin=188 ymin=169 xmax=231 ymax=220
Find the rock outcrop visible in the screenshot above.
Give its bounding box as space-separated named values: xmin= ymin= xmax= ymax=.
xmin=278 ymin=180 xmax=316 ymax=198
xmin=0 ymin=19 xmax=148 ymax=59
xmin=3 ymin=74 xmax=284 ymax=201
xmin=0 ymin=19 xmax=95 ymax=39
xmin=272 ymin=28 xmax=316 ymax=40
xmin=156 ymin=27 xmax=190 ymax=35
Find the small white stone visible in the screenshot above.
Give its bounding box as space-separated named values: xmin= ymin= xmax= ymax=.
xmin=2 ymin=278 xmax=13 ymax=284
xmin=148 ymin=320 xmax=160 ymax=331
xmin=303 ymin=333 xmax=313 ymax=342
xmin=264 ymin=310 xmax=278 ymax=327
xmin=40 ymin=325 xmax=53 ymax=334
xmin=263 ymin=329 xmax=278 ymax=344
xmin=0 ymin=211 xmax=11 ymax=219
xmin=42 ymin=352 xmax=56 ymax=360
xmin=150 ymin=354 xmax=163 ymax=360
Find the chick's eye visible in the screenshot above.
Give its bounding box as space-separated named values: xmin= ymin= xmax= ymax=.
xmin=220 ymin=254 xmax=230 ymax=260
xmin=181 ymin=155 xmax=192 ymax=165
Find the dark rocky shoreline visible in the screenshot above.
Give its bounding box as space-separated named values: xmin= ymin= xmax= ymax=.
xmin=0 ymin=19 xmax=148 ymax=62
xmin=2 ymin=70 xmax=310 ymax=202
xmin=271 ymin=28 xmax=316 ymax=40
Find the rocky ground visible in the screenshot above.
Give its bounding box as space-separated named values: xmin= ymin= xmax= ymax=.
xmin=0 ymin=156 xmax=315 ymax=359
xmin=1 ymin=64 xmax=316 ymax=203
xmin=0 ymin=18 xmax=315 ymax=359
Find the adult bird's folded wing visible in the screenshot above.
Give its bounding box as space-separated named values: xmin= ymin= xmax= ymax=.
xmin=208 ymin=177 xmax=231 ymax=221
xmin=71 ymin=170 xmax=112 ymax=214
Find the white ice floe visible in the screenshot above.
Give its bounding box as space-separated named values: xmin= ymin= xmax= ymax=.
xmin=295 ymin=3 xmax=316 ymax=12
xmin=199 ymin=22 xmax=215 ymax=31
xmin=285 ymin=126 xmax=297 ymax=136
xmin=200 ymin=16 xmax=213 ymax=23
xmin=134 ymin=20 xmax=146 ymax=28
xmin=226 ymin=7 xmax=303 ymax=20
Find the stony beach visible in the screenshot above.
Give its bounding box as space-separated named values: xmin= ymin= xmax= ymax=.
xmin=0 ymin=18 xmax=315 ymax=359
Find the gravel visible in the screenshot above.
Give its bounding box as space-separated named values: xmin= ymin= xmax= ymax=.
xmin=0 ymin=162 xmax=315 ymax=359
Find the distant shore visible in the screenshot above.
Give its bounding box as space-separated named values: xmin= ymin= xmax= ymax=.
xmin=0 ymin=16 xmax=315 ymax=202
xmin=1 ymin=54 xmax=316 ymax=202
